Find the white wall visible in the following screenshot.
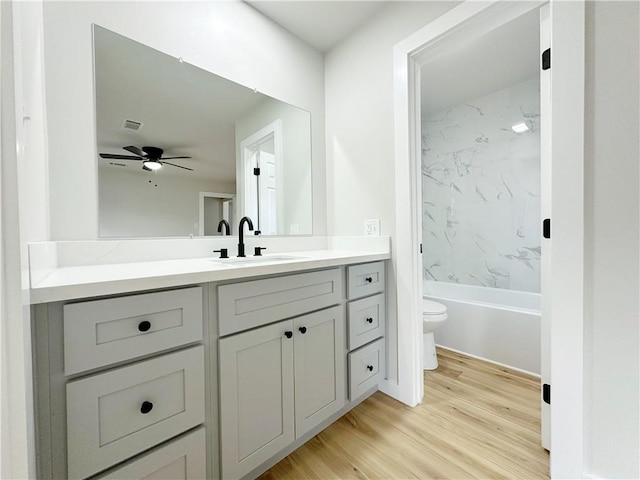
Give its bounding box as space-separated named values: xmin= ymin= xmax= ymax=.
xmin=325 ymin=0 xmax=459 ymax=388
xmin=99 ymin=166 xmax=234 ymax=238
xmin=1 ymin=2 xmax=38 ymax=477
xmin=583 ymin=2 xmax=639 ymax=478
xmin=325 ymin=1 xmax=459 ymax=237
xmin=41 ymin=1 xmax=326 ymax=240
xmin=326 ymin=1 xmax=639 ymax=478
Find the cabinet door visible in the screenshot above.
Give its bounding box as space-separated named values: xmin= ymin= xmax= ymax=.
xmin=219 ymin=321 xmax=295 ymax=479
xmin=293 ymin=306 xmax=346 ymax=439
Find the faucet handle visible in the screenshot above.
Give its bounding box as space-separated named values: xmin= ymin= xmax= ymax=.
xmin=213 ymin=248 xmax=228 ymax=259
xmin=254 ymin=247 xmax=267 ymax=257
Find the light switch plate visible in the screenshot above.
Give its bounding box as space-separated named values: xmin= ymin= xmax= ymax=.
xmin=364 ymin=219 xmax=380 ymax=237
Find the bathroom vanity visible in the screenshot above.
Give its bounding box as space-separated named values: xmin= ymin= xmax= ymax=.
xmin=30 ymin=245 xmax=389 ymax=479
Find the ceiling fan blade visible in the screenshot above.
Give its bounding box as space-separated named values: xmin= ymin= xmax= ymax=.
xmin=99 ymin=153 xmax=143 ymax=160
xmin=163 ymin=161 xmax=194 ymax=171
xmin=123 ymin=145 xmax=146 ymax=156
xmin=162 ymin=156 xmax=192 ymax=160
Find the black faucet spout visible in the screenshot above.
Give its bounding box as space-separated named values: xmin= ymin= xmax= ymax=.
xmin=217 ymin=219 xmax=231 ymax=236
xmin=237 ymin=216 xmax=254 ymax=257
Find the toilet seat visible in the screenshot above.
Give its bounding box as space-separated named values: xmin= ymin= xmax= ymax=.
xmin=422 ymin=299 xmax=447 ymax=315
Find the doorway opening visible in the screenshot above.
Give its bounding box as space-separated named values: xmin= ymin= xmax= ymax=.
xmin=392 ymin=1 xmax=585 ymax=477
xmin=419 ymin=4 xmax=547 ymax=445
xmin=198 ymin=192 xmax=235 ymax=236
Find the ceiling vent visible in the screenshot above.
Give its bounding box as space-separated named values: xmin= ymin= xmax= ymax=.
xmin=122 ymin=119 xmax=143 ymax=131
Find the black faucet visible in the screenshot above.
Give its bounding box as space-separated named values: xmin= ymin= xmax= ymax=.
xmin=217 ymin=219 xmax=230 ymax=236
xmin=237 ymin=216 xmax=254 ymax=257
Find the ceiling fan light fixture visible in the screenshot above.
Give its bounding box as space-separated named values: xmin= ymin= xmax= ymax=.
xmin=143 ymin=160 xmax=162 ymax=171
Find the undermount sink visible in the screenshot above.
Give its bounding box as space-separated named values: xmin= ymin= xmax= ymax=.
xmin=211 ymin=254 xmax=307 ymax=265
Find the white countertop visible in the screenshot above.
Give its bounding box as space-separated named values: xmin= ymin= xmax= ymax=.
xmin=30 ymin=249 xmax=390 ymax=304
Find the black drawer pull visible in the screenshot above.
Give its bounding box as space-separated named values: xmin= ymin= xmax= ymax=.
xmin=366 ymin=317 xmax=373 ymax=324
xmin=284 ymin=331 xmax=293 ymax=339
xmin=140 ymin=401 xmax=154 ymax=414
xmin=365 ymin=277 xmax=373 ymax=283
xmin=367 ymin=365 xmax=374 ymax=372
xmin=299 ymin=326 xmax=307 ymax=334
xmin=138 ymin=320 xmax=151 ymax=332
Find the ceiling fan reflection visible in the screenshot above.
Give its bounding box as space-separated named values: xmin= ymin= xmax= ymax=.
xmin=99 ymin=146 xmax=193 ymax=171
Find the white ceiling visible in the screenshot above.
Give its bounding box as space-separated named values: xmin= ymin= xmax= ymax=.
xmin=420 ymin=8 xmax=541 ymax=116
xmin=245 ymin=1 xmax=388 ymax=52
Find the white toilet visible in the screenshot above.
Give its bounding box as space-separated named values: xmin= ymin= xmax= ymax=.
xmin=422 ymin=299 xmax=448 ymax=370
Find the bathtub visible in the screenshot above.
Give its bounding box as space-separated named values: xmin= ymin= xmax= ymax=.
xmin=424 ymin=281 xmax=541 ymax=376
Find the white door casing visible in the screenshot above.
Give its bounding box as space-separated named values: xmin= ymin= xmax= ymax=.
xmin=539 ymin=2 xmax=551 ymax=451
xmin=391 ymin=1 xmax=584 ymax=477
xmin=238 ymin=119 xmax=283 ymax=234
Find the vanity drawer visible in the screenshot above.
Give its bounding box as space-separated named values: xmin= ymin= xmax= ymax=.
xmin=348 ymin=338 xmax=384 ymax=400
xmin=66 ymin=346 xmax=205 ymax=479
xmin=218 ymin=268 xmax=342 ymax=336
xmin=347 ymin=262 xmax=385 ymax=300
xmin=63 ymin=287 xmax=203 ymax=375
xmin=347 ymin=293 xmax=385 ymax=350
xmin=94 ymin=427 xmax=206 ymax=480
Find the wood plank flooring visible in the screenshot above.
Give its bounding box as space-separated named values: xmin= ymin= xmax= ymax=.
xmin=258 ymin=348 xmax=549 ymax=479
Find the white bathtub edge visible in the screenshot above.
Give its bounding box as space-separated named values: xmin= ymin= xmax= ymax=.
xmin=426 ymin=294 xmax=541 ymax=316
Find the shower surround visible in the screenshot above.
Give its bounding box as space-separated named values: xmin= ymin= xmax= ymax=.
xmin=422 ymin=77 xmax=541 ymax=293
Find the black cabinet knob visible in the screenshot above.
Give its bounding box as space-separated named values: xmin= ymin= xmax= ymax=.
xmin=366 ymin=317 xmax=373 ymax=324
xmin=365 ymin=277 xmax=373 ymax=283
xmin=299 ymin=326 xmax=307 ymax=334
xmin=140 ymin=401 xmax=154 ymax=414
xmin=138 ymin=320 xmax=151 ymax=332
xmin=284 ymin=331 xmax=293 ymax=339
xmin=367 ymin=365 xmax=374 ymax=372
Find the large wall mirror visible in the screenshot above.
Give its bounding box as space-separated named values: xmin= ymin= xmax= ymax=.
xmin=94 ymin=25 xmax=313 ymax=237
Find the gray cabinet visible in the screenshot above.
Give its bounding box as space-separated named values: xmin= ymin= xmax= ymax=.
xmin=219 ymin=305 xmax=345 ymax=479
xmin=33 ymin=287 xmax=206 ymax=480
xmin=293 ymin=307 xmax=346 ymax=437
xmin=346 ymin=263 xmax=386 ymax=399
xmin=94 ymin=428 xmax=206 ymax=480
xmin=67 ymin=346 xmax=205 ymax=479
xmin=219 ymin=320 xmax=295 ymax=480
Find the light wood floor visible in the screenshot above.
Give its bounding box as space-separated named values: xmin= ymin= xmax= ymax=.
xmin=258 ymin=348 xmax=549 ymax=479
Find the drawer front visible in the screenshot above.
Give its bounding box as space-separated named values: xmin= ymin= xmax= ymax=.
xmin=347 ymin=293 xmax=385 ymax=350
xmin=64 ymin=287 xmax=203 ymax=375
xmin=67 ymin=346 xmax=205 ymax=479
xmin=348 ymin=338 xmax=385 ymax=400
xmin=347 ymin=262 xmax=385 ymax=300
xmin=218 ymin=269 xmax=342 ymax=336
xmin=94 ymin=427 xmax=206 ymax=480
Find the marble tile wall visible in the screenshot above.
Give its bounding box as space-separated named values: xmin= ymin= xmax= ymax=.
xmin=422 ymin=77 xmax=541 ymax=293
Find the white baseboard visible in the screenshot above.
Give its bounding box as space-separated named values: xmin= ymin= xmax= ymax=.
xmin=582 ymin=473 xmax=604 ymax=480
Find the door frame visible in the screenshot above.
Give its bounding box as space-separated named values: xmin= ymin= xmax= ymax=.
xmin=237 ymin=119 xmax=283 ymax=230
xmin=198 ymin=192 xmax=235 ymax=236
xmin=391 ymin=1 xmax=584 ymax=477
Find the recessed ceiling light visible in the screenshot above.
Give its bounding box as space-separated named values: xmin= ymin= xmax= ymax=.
xmin=511 ymin=122 xmax=529 ymax=133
